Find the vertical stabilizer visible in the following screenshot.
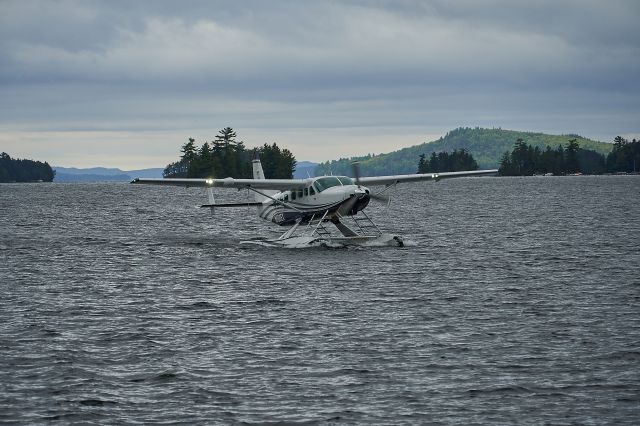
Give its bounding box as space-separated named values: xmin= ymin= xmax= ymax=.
xmin=252 ymin=157 xmax=265 ymax=180
xmin=252 ymin=155 xmax=277 ymax=202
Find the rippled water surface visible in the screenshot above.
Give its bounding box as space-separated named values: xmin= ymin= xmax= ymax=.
xmin=1 ymin=176 xmax=639 ymax=424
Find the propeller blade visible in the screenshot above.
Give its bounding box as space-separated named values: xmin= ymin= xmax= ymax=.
xmin=370 ymin=192 xmax=390 ymax=205
xmin=337 ymin=194 xmax=360 ymax=216
xmin=351 ymin=161 xmax=361 ymax=187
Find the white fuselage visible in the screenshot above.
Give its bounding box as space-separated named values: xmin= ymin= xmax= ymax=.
xmin=257 ymin=178 xmax=371 ymax=226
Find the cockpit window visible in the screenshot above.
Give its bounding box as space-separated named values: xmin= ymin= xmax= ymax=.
xmin=313 ymin=177 xmax=343 ymax=192
xmin=337 ymin=176 xmax=354 ymax=186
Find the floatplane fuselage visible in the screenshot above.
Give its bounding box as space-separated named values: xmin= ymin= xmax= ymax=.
xmin=249 ymin=174 xmax=371 ymax=227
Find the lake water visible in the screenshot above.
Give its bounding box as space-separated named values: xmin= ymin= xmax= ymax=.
xmin=1 ymin=176 xmax=639 ymax=424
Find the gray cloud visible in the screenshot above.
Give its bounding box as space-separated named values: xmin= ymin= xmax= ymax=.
xmin=0 ymin=0 xmax=638 ymax=167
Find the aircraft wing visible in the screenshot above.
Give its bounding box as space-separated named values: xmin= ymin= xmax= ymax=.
xmin=130 ymin=177 xmax=308 ymax=191
xmin=357 ymin=169 xmax=498 ymax=186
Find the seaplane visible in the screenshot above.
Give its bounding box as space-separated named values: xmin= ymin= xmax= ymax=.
xmin=131 ymin=157 xmax=497 ymax=248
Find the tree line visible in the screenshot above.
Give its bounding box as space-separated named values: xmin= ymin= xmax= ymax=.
xmin=0 ymin=152 xmax=55 ymax=182
xmin=418 ymin=149 xmax=478 ymax=173
xmin=606 ymin=136 xmax=640 ymax=173
xmin=499 ymin=137 xmax=640 ymax=176
xmin=163 ymin=127 xmax=296 ymax=179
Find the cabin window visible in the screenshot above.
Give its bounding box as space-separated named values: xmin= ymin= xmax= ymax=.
xmin=304 ymin=188 xmax=308 ymax=197
xmin=337 ymin=176 xmax=355 ymax=185
xmin=314 ymin=177 xmax=343 ymax=192
xmin=284 ymin=194 xmax=289 ymax=202
xmin=291 ymin=191 xmax=296 ymax=200
xmin=309 ymin=186 xmax=315 ymax=196
xmin=298 ymin=189 xmax=303 ymax=198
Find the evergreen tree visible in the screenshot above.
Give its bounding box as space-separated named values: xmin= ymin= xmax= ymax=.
xmin=511 ymin=139 xmax=530 ymax=175
xmin=214 ymin=127 xmax=237 ymax=150
xmin=606 ymin=137 xmax=640 ymax=173
xmin=565 ymin=139 xmax=580 ymax=174
xmin=187 ymin=142 xmax=216 ymax=178
xmin=554 ymin=145 xmax=565 ymax=175
xmin=498 ymin=151 xmax=514 ymax=176
xmin=163 ymin=137 xmax=197 ymax=177
xmin=541 ymin=146 xmax=555 ymax=174
xmin=418 ymin=154 xmax=427 ymax=173
xmin=181 ymin=138 xmax=197 ymax=162
xmin=428 ymin=152 xmax=437 ymax=171
xmin=259 ymin=143 xmax=297 ymax=178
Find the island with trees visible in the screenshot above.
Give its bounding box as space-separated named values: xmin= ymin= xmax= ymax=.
xmin=0 ymin=152 xmax=55 ymax=182
xmin=605 ymin=137 xmax=640 ymax=174
xmin=163 ymin=127 xmax=297 ymax=179
xmin=498 ymin=137 xmax=640 ymax=176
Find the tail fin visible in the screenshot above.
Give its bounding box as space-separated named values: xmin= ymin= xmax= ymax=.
xmin=252 ymin=154 xmax=277 ymax=202
xmin=252 ymin=156 xmax=265 ymax=180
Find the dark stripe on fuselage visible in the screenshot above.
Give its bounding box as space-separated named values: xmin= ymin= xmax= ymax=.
xmin=259 ymin=199 xmax=345 ymax=224
xmin=263 ymin=196 xmax=369 ymax=226
xmin=260 ymin=199 xmax=343 ymax=217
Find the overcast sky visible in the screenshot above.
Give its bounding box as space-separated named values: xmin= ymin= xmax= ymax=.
xmin=1 ymin=0 xmax=638 ymax=168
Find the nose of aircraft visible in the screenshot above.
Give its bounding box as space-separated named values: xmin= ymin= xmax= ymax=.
xmin=353 ymin=186 xmax=371 ymax=211
xmin=352 ymin=186 xmax=368 ymax=200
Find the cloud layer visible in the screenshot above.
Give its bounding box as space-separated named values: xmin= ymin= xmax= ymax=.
xmin=1 ymin=0 xmax=638 ymax=167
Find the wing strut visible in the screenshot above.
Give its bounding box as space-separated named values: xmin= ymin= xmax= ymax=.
xmin=246 ymin=187 xmax=303 ymax=213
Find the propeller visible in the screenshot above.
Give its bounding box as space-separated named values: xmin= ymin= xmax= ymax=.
xmin=337 ymin=193 xmax=360 ymax=216
xmin=351 ymin=161 xmax=391 ymax=205
xmin=369 ymin=191 xmax=390 ymax=205
xmin=352 ymin=161 xmax=362 ymax=188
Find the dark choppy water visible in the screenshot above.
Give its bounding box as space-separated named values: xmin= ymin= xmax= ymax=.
xmin=1 ymin=176 xmax=639 ymax=424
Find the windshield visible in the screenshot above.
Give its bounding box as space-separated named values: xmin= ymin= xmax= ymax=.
xmin=313 ymin=176 xmax=343 ymax=192
xmin=337 ymin=176 xmax=354 ymax=185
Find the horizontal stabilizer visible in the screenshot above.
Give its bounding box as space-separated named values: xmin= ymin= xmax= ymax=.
xmin=200 ymin=202 xmax=263 ymax=208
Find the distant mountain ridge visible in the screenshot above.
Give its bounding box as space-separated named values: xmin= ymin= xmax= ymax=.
xmin=54 ymin=167 xmax=164 ymax=182
xmin=53 ymin=163 xmax=320 ymax=181
xmin=315 ymin=127 xmax=614 ymax=176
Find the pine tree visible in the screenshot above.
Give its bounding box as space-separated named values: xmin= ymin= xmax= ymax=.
xmin=565 ymin=139 xmax=580 ymax=174
xmin=498 ymin=151 xmax=513 ymax=176
xmin=214 ymin=127 xmax=237 ymax=150
xmin=511 ymin=138 xmax=530 ymax=175
xmin=418 ymin=154 xmax=427 ymax=173
xmin=181 ymin=138 xmax=197 ymax=162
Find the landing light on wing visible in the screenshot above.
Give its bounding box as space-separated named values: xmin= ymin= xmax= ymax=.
xmin=205 ymin=178 xmax=214 ymax=185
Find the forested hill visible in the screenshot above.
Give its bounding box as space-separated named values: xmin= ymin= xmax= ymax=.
xmin=315 ymin=127 xmax=613 ymax=176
